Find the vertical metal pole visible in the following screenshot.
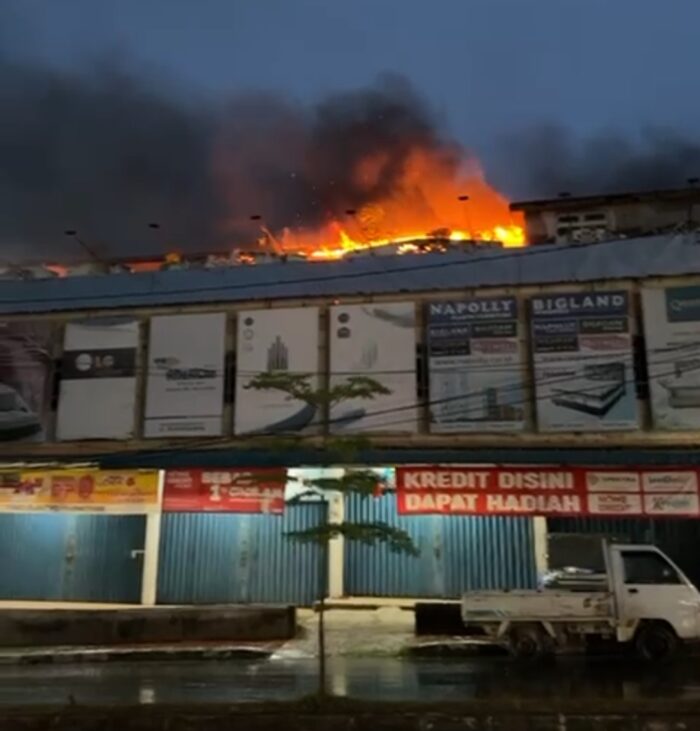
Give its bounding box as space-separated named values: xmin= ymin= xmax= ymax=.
xmin=327 ymin=492 xmax=345 ymax=599
xmin=532 ymin=516 xmax=548 ymax=582
xmin=140 ymin=470 xmax=164 ymax=606
xmin=317 ymin=499 xmax=329 ymax=697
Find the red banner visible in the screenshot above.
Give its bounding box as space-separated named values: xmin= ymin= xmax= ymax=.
xmin=164 ymin=469 xmax=286 ymax=514
xmin=396 ymin=466 xmax=700 ymax=518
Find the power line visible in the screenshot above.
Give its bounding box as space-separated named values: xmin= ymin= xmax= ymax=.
xmin=90 ymin=347 xmax=700 ymax=463
xmin=3 ymin=336 xmax=700 ymax=377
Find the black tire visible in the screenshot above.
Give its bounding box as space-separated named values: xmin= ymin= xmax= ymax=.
xmin=508 ymin=625 xmax=555 ymax=661
xmin=635 ymin=623 xmax=679 ymax=663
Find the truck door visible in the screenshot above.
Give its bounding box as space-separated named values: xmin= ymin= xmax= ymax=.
xmin=615 ymin=547 xmax=700 ymax=640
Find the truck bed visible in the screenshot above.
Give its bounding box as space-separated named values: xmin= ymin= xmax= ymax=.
xmin=461 ymin=590 xmax=612 ymax=622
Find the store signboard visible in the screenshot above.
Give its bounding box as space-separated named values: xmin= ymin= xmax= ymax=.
xmin=642 ymin=286 xmax=700 ymax=430
xmin=163 ymin=469 xmax=286 ymax=513
xmin=329 ymin=302 xmax=417 ymax=433
xmin=530 ymin=291 xmax=638 ymax=432
xmin=427 ymin=297 xmax=525 ymax=432
xmin=0 ymin=321 xmax=54 ymax=443
xmin=144 ymin=313 xmax=226 ymax=437
xmin=57 ymin=318 xmax=139 ymax=440
xmin=397 ymin=465 xmax=700 ymax=517
xmin=234 ymin=308 xmax=320 ymax=434
xmin=0 ymin=469 xmax=159 ymax=513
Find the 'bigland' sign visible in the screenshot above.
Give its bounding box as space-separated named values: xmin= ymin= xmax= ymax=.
xmin=396 ymin=466 xmax=700 ymax=517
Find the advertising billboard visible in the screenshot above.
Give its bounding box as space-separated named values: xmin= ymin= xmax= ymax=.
xmin=57 ymin=318 xmax=139 ymax=441
xmin=163 ymin=468 xmax=286 ymax=513
xmin=0 ymin=469 xmax=159 ymax=513
xmin=329 ymin=303 xmax=417 ymax=433
xmin=427 ymin=298 xmax=525 ymax=432
xmin=530 ymin=290 xmax=638 ymax=431
xmin=234 ymin=308 xmax=320 ymax=434
xmin=642 ymin=286 xmax=700 ymax=430
xmin=144 ymin=313 xmax=226 ymax=438
xmin=397 ymin=465 xmax=700 ymax=517
xmin=0 ymin=321 xmax=54 ymax=442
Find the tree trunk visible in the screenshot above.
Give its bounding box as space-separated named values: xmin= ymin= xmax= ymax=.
xmin=317 ymin=536 xmax=328 ymax=697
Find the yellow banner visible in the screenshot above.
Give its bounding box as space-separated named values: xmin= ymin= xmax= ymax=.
xmin=0 ymin=470 xmax=160 ymax=513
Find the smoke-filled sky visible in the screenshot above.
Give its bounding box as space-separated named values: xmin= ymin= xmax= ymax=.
xmin=3 ymin=0 xmax=700 ymax=260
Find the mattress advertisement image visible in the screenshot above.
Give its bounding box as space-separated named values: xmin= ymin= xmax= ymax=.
xmin=643 ymin=286 xmax=700 ymax=429
xmin=144 ymin=313 xmax=226 ymax=438
xmin=427 ymin=297 xmax=526 ymax=432
xmin=57 ymin=318 xmax=139 ymax=441
xmin=530 ymin=291 xmax=638 ymax=432
xmin=234 ymin=307 xmax=320 ymax=435
xmin=0 ymin=321 xmax=54 ymax=442
xmin=329 ymin=302 xmax=417 ymax=433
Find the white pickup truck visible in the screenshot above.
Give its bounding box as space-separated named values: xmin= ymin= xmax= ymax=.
xmin=461 ymin=540 xmax=700 ymax=661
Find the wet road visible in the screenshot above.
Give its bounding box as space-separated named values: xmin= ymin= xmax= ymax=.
xmin=0 ymin=655 xmax=699 ymax=706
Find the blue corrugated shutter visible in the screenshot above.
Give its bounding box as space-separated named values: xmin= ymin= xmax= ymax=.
xmin=0 ymin=514 xmax=144 ymax=602
xmin=158 ymin=504 xmax=324 ymax=605
xmin=548 ymin=517 xmax=700 ymax=588
xmin=345 ymin=493 xmax=537 ymax=597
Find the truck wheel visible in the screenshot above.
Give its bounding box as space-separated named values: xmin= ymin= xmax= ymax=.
xmin=508 ymin=625 xmax=554 ymax=661
xmin=635 ymin=624 xmax=679 ymax=663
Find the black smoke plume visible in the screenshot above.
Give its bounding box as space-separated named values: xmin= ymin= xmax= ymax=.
xmin=0 ymin=55 xmax=458 ymax=261
xmin=491 ymin=124 xmax=700 ymax=200
xmin=0 ymin=58 xmax=219 ymax=262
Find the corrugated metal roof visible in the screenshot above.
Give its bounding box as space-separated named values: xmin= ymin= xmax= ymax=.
xmin=0 ymin=233 xmax=697 ymax=315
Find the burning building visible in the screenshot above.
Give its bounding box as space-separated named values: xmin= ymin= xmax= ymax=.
xmin=6 ymin=70 xmax=700 ymax=611
xmin=511 ymin=185 xmax=700 ymax=245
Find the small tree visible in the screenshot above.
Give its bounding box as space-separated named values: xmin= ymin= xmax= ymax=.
xmin=245 ymin=372 xmax=418 ymax=696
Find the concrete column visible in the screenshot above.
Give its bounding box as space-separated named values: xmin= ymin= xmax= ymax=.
xmin=533 ymin=516 xmax=548 ymax=581
xmin=140 ymin=471 xmax=165 ymax=606
xmin=327 ymin=492 xmax=345 ymax=599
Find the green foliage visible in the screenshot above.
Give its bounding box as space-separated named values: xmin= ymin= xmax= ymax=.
xmin=251 ymin=370 xmax=419 ymax=559
xmin=244 ymin=372 xmax=390 ymax=410
xmin=287 ymin=521 xmax=419 ymax=556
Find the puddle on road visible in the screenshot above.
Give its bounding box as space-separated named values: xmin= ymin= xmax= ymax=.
xmin=0 ymin=656 xmax=698 ymax=705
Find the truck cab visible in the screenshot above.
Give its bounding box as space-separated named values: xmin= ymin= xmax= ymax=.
xmin=610 ymin=544 xmax=700 ymax=651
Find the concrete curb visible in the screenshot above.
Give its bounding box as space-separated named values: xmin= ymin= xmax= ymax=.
xmin=0 ymin=643 xmax=278 ymax=665
xmin=0 ymin=605 xmax=296 ymax=647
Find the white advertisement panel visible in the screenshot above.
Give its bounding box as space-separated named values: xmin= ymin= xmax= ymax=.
xmin=530 ymin=290 xmax=638 ymax=432
xmin=234 ymin=308 xmax=320 ymax=434
xmin=329 ymin=302 xmax=417 ymax=433
xmin=144 ymin=313 xmax=226 ymax=438
xmin=427 ymin=297 xmax=525 ymax=432
xmin=57 ymin=318 xmax=139 ymax=441
xmin=642 ymin=286 xmax=700 ymax=430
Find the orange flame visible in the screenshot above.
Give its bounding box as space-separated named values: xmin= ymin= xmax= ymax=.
xmin=274 ymin=149 xmax=525 ymax=260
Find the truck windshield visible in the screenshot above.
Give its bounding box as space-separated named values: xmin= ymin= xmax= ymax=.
xmin=622 ymin=551 xmax=682 ymax=585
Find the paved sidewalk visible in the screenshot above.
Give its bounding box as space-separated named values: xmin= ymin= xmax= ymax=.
xmin=0 ymin=603 xmax=474 ymax=663
xmin=0 ymin=606 xmax=428 ymax=663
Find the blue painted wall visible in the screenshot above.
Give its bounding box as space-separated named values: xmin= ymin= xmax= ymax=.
xmin=345 ymin=493 xmax=537 ymax=597
xmin=158 ymin=504 xmax=325 ymax=605
xmin=0 ymin=514 xmax=145 ymax=602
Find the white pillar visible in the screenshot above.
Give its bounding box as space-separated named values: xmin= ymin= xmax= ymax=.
xmin=327 ymin=492 xmax=345 ymax=599
xmin=533 ymin=516 xmax=548 ymax=581
xmin=140 ymin=470 xmax=164 ymax=606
